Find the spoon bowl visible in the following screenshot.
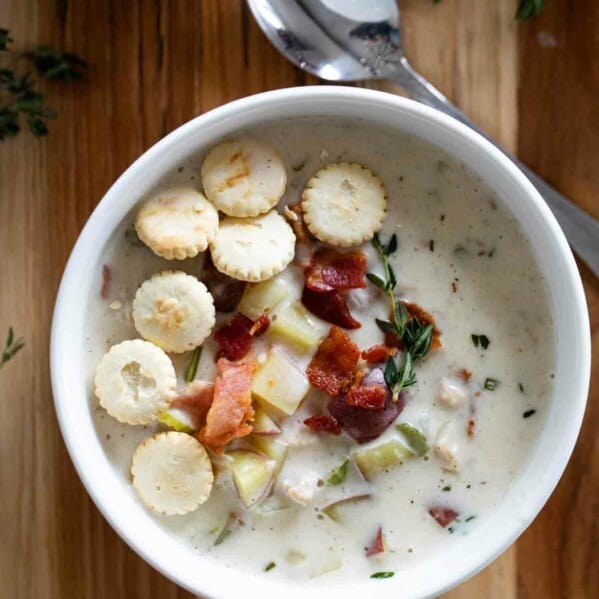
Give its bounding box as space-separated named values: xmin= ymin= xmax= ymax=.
xmin=247 ymin=0 xmax=599 ymax=277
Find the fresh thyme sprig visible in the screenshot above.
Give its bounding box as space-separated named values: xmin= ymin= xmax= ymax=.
xmin=368 ymin=233 xmax=434 ymax=400
xmin=0 ymin=28 xmax=86 ymax=140
xmin=1 ymin=326 xmax=24 ymax=368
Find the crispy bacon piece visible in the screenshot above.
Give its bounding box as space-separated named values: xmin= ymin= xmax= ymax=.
xmin=197 ymin=358 xmax=256 ymax=453
xmin=405 ymin=302 xmax=442 ymax=350
xmin=365 ymin=527 xmax=386 ymax=556
xmin=329 ymin=368 xmax=403 ymax=443
xmin=303 ymin=414 xmax=341 ymax=436
xmin=214 ymin=314 xmax=254 ymax=361
xmin=249 ymin=313 xmax=270 ymax=337
xmin=361 ymin=344 xmax=396 ymax=364
xmin=428 ymin=506 xmax=459 ymax=528
xmin=305 ymin=249 xmax=367 ymax=293
xmin=345 ymin=385 xmax=386 ymax=410
xmin=202 ymin=254 xmax=246 ymax=313
xmin=301 ymin=287 xmax=361 ymax=329
xmin=306 ymin=326 xmax=361 ymax=397
xmin=101 ymin=264 xmax=111 ymax=299
xmin=171 ymin=380 xmax=214 ymax=428
xmin=457 ymin=368 xmax=472 ymax=382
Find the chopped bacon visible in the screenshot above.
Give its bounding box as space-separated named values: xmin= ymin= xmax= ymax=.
xmin=361 ymin=344 xmax=396 ymax=364
xmin=428 ymin=506 xmax=459 ymax=528
xmin=202 ymin=254 xmax=246 ymax=313
xmin=466 ymin=417 xmax=476 ymax=437
xmin=457 ymin=368 xmax=472 ymax=382
xmin=405 ymin=302 xmax=442 ymax=350
xmin=303 ymin=414 xmax=341 ymax=436
xmin=365 ymin=527 xmax=386 ymax=556
xmin=171 ymin=380 xmax=214 ymax=429
xmin=345 ymin=385 xmax=386 ymax=410
xmin=305 ymin=249 xmax=367 ymax=293
xmin=101 ymin=264 xmax=111 ymax=299
xmin=214 ymin=314 xmax=254 ymax=361
xmin=197 ymin=358 xmax=256 ymax=453
xmin=301 ymin=287 xmax=361 ymax=329
xmin=306 ymin=326 xmax=361 ymax=397
xmin=249 ymin=313 xmax=270 ymax=337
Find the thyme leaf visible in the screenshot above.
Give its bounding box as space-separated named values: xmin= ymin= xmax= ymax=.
xmin=516 ymin=0 xmax=545 ymax=20
xmin=1 ymin=326 xmax=24 ymax=368
xmin=484 ymin=377 xmax=499 ymax=391
xmin=371 ymin=571 xmax=394 ymax=579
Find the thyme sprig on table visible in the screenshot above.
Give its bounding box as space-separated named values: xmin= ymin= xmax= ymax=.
xmin=0 ymin=28 xmax=86 ymax=140
xmin=516 ymin=0 xmax=545 ymax=20
xmin=368 ymin=234 xmax=433 ymax=400
xmin=1 ymin=326 xmax=24 ymax=368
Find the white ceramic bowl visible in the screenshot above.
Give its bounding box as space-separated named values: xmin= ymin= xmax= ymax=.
xmin=51 ymin=87 xmax=590 ymax=599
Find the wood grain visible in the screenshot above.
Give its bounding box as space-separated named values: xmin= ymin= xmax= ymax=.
xmin=0 ymin=1 xmax=596 ymax=597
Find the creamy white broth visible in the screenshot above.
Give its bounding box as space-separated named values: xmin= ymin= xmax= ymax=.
xmin=86 ymin=117 xmax=554 ymax=581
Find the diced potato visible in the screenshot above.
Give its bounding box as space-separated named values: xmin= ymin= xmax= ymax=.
xmin=252 ymin=404 xmax=281 ymax=435
xmin=227 ymin=450 xmax=276 ymax=509
xmin=353 ymin=439 xmax=413 ymax=481
xmin=322 ymin=494 xmax=372 ymax=523
xmin=238 ymin=276 xmax=289 ymax=320
xmin=250 ymin=436 xmax=288 ymax=476
xmin=252 ymin=348 xmax=310 ymax=415
xmin=268 ymin=302 xmax=324 ymax=352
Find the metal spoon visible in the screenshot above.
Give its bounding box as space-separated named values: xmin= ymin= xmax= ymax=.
xmin=247 ymin=0 xmax=599 ymax=277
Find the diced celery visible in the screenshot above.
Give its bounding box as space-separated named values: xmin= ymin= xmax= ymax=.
xmin=227 ymin=450 xmax=276 ymax=509
xmin=268 ymin=302 xmax=324 ymax=352
xmin=353 ymin=439 xmax=413 ymax=481
xmin=158 ymin=407 xmax=196 ymax=434
xmin=238 ymin=276 xmax=289 ymax=320
xmin=252 ymin=348 xmax=310 ymax=415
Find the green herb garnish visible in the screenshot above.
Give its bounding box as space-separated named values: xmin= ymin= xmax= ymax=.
xmin=214 ymin=513 xmax=237 ymax=546
xmin=484 ymin=377 xmax=499 ymax=391
xmin=184 ymin=346 xmax=202 ymax=383
xmin=516 ymin=0 xmax=544 ymax=20
xmin=327 ymin=457 xmax=349 ymax=486
xmin=396 ymin=423 xmax=429 ymax=456
xmin=0 ymin=29 xmax=86 ymax=140
xmin=442 ymin=485 xmax=451 ymax=492
xmin=1 ymin=326 xmax=24 ymax=368
xmin=264 ymin=561 xmax=276 ymax=572
xmin=369 ymin=233 xmax=434 ymax=398
xmin=523 ymin=409 xmax=536 ymax=418
xmin=518 ymin=383 xmax=525 ymax=393
xmin=465 ymin=515 xmax=476 ymax=522
xmin=471 ymin=334 xmax=490 ymax=350
xmin=370 ymin=571 xmax=394 ymax=579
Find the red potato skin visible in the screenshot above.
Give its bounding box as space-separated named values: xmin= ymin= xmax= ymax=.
xmin=428 ymin=506 xmax=459 ymax=528
xmin=328 ymin=368 xmax=404 ymax=443
xmin=365 ymin=527 xmax=385 ymax=556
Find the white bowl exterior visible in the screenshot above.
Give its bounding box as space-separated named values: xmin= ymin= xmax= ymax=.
xmin=51 ymin=87 xmax=590 ymax=599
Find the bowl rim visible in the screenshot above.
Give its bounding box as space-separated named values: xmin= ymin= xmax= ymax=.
xmin=50 ymin=86 xmax=591 ymax=599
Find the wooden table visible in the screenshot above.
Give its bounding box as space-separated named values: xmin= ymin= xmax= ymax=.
xmin=0 ymin=1 xmax=596 ymax=597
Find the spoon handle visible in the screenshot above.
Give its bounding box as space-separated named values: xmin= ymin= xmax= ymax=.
xmin=390 ymin=57 xmax=599 ymax=278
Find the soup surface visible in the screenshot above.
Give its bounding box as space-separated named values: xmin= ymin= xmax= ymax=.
xmin=87 ymin=117 xmax=555 ymax=581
